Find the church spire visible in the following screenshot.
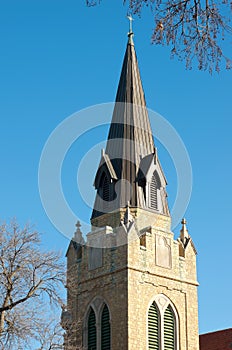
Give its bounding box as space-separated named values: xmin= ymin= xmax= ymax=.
xmin=91 ymin=29 xmax=169 ymax=222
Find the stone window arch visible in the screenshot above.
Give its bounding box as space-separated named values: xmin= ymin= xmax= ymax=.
xmin=83 ymin=297 xmax=111 ymax=350
xmin=148 ymin=294 xmax=179 ymax=350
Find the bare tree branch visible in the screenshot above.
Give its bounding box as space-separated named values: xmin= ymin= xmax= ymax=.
xmin=0 ymin=220 xmax=65 ymax=349
xmin=86 ymin=0 xmax=232 ymax=72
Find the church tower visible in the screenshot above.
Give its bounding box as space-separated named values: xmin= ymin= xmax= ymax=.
xmin=63 ymin=28 xmax=199 ymax=350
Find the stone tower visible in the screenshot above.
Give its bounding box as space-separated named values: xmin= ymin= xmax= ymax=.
xmin=63 ymin=30 xmax=199 ymax=350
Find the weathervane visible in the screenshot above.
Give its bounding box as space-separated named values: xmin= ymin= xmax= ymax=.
xmin=127 ymin=14 xmax=134 ymax=34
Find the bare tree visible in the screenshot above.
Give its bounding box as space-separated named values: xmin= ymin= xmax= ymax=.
xmin=87 ymin=0 xmax=232 ymax=72
xmin=34 ymin=316 xmax=65 ymax=350
xmin=0 ymin=220 xmax=65 ymax=350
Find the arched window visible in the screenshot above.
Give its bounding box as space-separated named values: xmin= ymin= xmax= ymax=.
xmin=164 ymin=305 xmax=175 ymax=350
xmin=98 ymin=173 xmax=111 ymax=212
xmin=148 ymin=296 xmax=178 ymax=350
xmin=102 ymin=176 xmax=110 ymax=202
xmin=88 ymin=307 xmax=97 ymax=350
xmin=148 ymin=302 xmax=160 ymax=349
xmin=150 ymin=171 xmax=161 ymax=210
xmin=101 ymin=304 xmax=111 ymax=350
xmin=101 ymin=173 xmax=110 ymax=202
xmin=84 ymin=298 xmax=111 ymax=350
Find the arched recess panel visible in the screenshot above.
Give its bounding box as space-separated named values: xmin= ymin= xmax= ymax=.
xmin=164 ymin=305 xmax=175 ymax=350
xmin=88 ymin=307 xmax=97 ymax=350
xmin=148 ymin=302 xmax=160 ymax=350
xmin=101 ymin=304 xmax=111 ymax=350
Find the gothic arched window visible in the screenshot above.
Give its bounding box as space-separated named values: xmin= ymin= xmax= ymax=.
xmin=99 ymin=173 xmax=111 ymax=212
xmin=101 ymin=304 xmax=111 ymax=350
xmin=150 ymin=171 xmax=161 ymax=210
xmin=164 ymin=305 xmax=175 ymax=350
xmin=84 ymin=299 xmax=111 ymax=350
xmin=88 ymin=307 xmax=97 ymax=350
xmin=148 ymin=296 xmax=178 ymax=350
xmin=102 ymin=175 xmax=110 ymax=203
xmin=148 ymin=302 xmax=160 ymax=349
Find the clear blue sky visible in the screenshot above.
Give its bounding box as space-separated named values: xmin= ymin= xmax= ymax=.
xmin=0 ymin=0 xmax=232 ymax=335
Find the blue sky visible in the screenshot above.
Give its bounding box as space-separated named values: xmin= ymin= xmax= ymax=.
xmin=0 ymin=0 xmax=232 ymax=335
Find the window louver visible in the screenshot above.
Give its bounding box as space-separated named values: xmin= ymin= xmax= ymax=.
xmin=150 ymin=173 xmax=158 ymax=210
xmin=102 ymin=175 xmax=110 ymax=209
xmin=164 ymin=305 xmax=175 ymax=350
xmin=101 ymin=304 xmax=111 ymax=350
xmin=148 ymin=303 xmax=160 ymax=350
xmin=88 ymin=307 xmax=97 ymax=350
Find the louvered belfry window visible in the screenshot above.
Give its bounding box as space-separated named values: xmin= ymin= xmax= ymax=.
xmin=148 ymin=302 xmax=160 ymax=349
xmin=150 ymin=172 xmax=158 ymax=210
xmin=164 ymin=305 xmax=175 ymax=350
xmin=102 ymin=175 xmax=110 ymax=202
xmin=148 ymin=299 xmax=177 ymax=350
xmin=100 ymin=173 xmax=111 ymax=212
xmin=88 ymin=307 xmax=97 ymax=350
xmin=101 ymin=304 xmax=111 ymax=350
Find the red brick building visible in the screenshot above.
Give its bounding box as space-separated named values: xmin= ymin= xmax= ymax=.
xmin=200 ymin=328 xmax=232 ymax=350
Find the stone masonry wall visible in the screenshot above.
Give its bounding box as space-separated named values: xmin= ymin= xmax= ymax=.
xmin=66 ymin=208 xmax=199 ymax=350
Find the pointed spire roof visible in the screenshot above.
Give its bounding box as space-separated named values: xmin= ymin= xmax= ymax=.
xmin=91 ymin=32 xmax=169 ymax=221
xmin=106 ymin=31 xmax=154 ymax=157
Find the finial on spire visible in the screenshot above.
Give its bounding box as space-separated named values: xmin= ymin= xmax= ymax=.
xmin=127 ymin=14 xmax=134 ymax=44
xmin=127 ymin=14 xmax=134 ymax=34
